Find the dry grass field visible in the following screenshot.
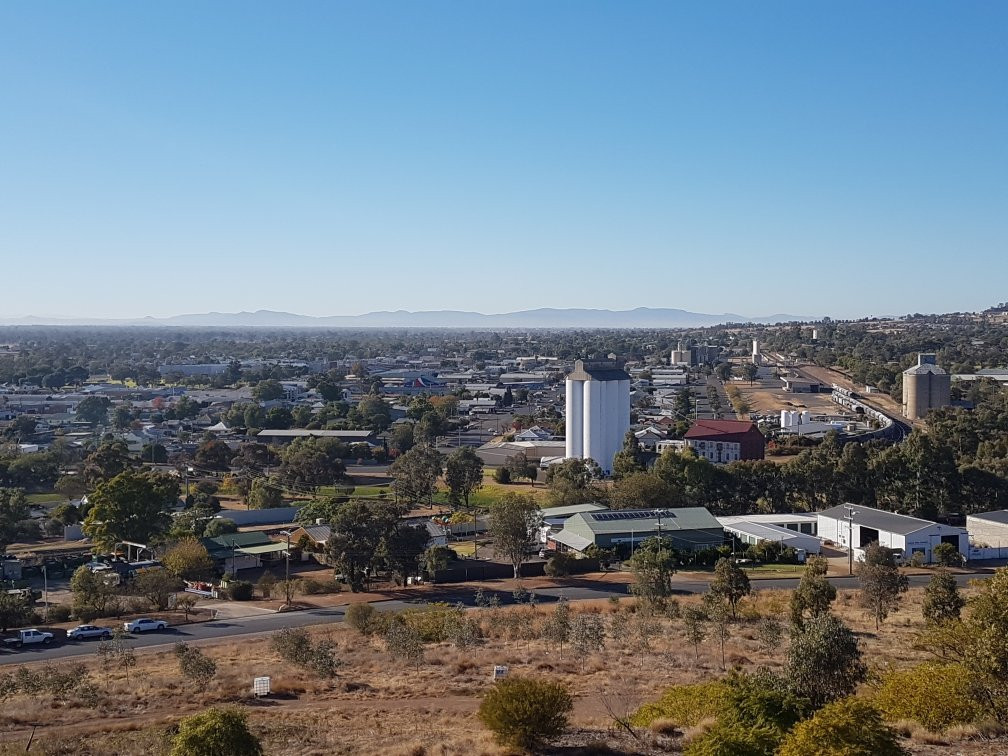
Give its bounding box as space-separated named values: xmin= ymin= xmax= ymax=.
xmin=1 ymin=582 xmax=1004 ymax=755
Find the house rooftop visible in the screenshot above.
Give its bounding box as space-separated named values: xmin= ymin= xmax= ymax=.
xmin=256 ymin=429 xmax=374 ymax=439
xmin=571 ymin=507 xmax=721 ymax=535
xmin=968 ymin=510 xmax=1008 ymax=526
xmin=684 ymin=419 xmax=761 ymax=439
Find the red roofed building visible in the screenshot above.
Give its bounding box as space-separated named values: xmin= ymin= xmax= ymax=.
xmin=683 ymin=419 xmax=766 ymax=463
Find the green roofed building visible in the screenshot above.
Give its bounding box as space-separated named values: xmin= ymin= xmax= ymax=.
xmin=548 ymin=507 xmax=723 ymax=554
xmin=200 ymin=530 xmax=285 ymax=574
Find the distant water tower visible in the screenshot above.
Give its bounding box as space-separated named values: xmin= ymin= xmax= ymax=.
xmin=751 ymin=339 xmax=760 ymax=365
xmin=565 ymin=360 xmax=631 ymax=475
xmin=902 ymin=354 xmax=951 ymax=420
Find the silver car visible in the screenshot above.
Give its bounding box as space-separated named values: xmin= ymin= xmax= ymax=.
xmin=67 ymin=624 xmax=112 ymax=641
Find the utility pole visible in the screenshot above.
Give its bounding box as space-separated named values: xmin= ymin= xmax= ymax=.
xmin=656 ymin=511 xmax=663 ymax=563
xmin=845 ymin=505 xmax=856 ymax=576
xmin=280 ymin=530 xmax=292 ymax=606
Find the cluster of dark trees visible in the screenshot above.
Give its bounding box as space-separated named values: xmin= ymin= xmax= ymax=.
xmin=551 ymin=421 xmax=1007 ymax=521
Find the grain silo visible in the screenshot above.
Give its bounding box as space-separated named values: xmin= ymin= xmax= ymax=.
xmin=565 ymin=360 xmax=631 ymax=475
xmin=902 ymin=353 xmax=951 ymax=420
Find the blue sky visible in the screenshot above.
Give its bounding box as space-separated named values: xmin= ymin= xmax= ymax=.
xmin=1 ymin=2 xmax=1005 ymax=320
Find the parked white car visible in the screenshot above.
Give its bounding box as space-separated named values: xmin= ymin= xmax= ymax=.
xmin=123 ymin=618 xmax=168 ymax=633
xmin=67 ymin=624 xmax=113 ymax=641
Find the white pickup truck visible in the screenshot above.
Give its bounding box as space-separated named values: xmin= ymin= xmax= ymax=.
xmin=3 ymin=629 xmax=54 ymax=648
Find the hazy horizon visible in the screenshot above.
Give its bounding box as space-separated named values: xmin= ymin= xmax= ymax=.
xmin=2 ymin=2 xmax=1005 ymax=320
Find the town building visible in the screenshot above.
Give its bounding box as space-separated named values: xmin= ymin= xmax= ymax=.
xmin=717 ymin=514 xmax=821 ymax=558
xmin=966 ymin=510 xmax=1008 ymax=547
xmin=817 ymin=504 xmax=968 ymax=562
xmin=548 ymin=507 xmax=723 ymax=554
xmin=681 ymin=419 xmax=766 ymax=462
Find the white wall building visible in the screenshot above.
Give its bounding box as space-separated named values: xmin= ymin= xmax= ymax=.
xmin=717 ymin=515 xmax=821 ymax=558
xmin=817 ymin=504 xmax=968 ymax=563
xmin=564 ymin=360 xmax=631 ymax=475
xmin=966 ymin=510 xmax=1008 ymax=547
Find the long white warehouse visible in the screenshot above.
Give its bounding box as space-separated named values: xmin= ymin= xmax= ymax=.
xmin=817 ymin=504 xmax=968 ymax=563
xmin=565 ymin=359 xmax=631 ymax=475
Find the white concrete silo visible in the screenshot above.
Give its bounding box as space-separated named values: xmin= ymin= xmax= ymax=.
xmin=565 ymin=378 xmax=584 ymax=458
xmin=565 ymin=360 xmax=632 ymax=475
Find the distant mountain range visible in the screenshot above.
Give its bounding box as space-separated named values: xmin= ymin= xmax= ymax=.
xmin=0 ymin=308 xmax=812 ymax=329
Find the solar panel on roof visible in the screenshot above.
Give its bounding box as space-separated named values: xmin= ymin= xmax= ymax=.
xmin=589 ymin=510 xmax=677 ymax=521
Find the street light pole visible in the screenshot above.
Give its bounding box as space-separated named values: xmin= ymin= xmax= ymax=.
xmin=845 ymin=505 xmax=856 ymax=576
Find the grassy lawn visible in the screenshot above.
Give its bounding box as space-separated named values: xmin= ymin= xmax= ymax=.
xmin=25 ymin=492 xmax=67 ymax=505
xmin=450 ymin=541 xmax=476 ymax=556
xmin=314 ymin=477 xmax=549 ymax=508
xmin=316 ymin=484 xmax=391 ymax=498
xmin=743 ymin=563 xmax=807 ymax=577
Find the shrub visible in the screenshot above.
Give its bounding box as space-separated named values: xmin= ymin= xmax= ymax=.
xmin=777 ymin=698 xmax=907 ymax=756
xmin=544 ymin=551 xmax=576 ymax=577
xmin=204 ymin=518 xmax=238 ymax=538
xmin=724 ymin=671 xmax=812 ymax=733
xmin=345 ymin=603 xmax=381 ymax=635
xmin=932 ymin=542 xmax=962 ymax=567
xmin=786 ymin=614 xmax=866 ymax=709
xmin=270 ymin=627 xmax=313 ymax=665
xmin=297 ymin=577 xmax=341 ymax=595
xmin=478 ymin=676 xmax=573 ymax=750
xmin=306 ymin=637 xmax=342 ymax=678
xmin=922 ymin=569 xmax=964 ymax=625
xmin=255 ymin=572 xmax=276 ymax=599
xmin=385 ymin=617 xmax=424 ymax=669
xmin=399 ymin=603 xmax=458 ymax=642
xmin=493 ymin=467 xmax=511 ymax=484
xmin=269 ymin=627 xmax=340 ymax=678
xmin=631 ymin=681 xmax=732 ymax=728
xmin=227 ymin=580 xmax=254 ymax=601
xmin=48 ymin=604 xmax=72 ymax=622
xmin=872 ymin=662 xmax=981 ymax=732
xmin=685 ymin=721 xmax=780 ymax=756
xmin=126 ymin=596 xmax=150 ymax=614
xmin=174 ymin=642 xmax=217 ymax=687
xmin=171 ymin=707 xmax=263 ymax=756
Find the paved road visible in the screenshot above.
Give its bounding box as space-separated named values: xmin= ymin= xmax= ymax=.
xmin=0 ymin=571 xmax=989 ymax=665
